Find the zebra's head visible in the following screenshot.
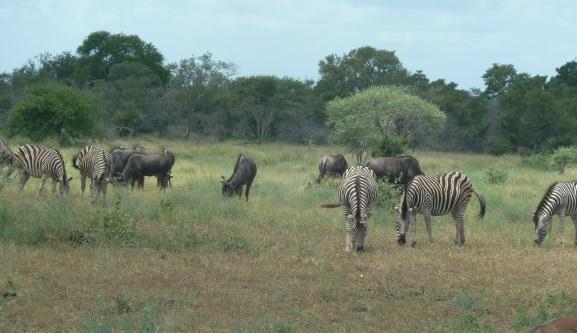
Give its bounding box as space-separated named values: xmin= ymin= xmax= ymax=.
xmin=533 ymin=210 xmax=550 ymax=245
xmin=60 ymin=175 xmax=73 ymax=197
xmin=0 ymin=139 xmax=13 ymax=164
xmin=395 ymin=205 xmax=415 ymax=246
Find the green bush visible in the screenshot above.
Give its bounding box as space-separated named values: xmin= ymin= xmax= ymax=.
xmin=485 ymin=168 xmax=508 ymax=185
xmin=377 ymin=179 xmax=403 ymax=210
xmin=6 ymin=82 xmax=104 ymax=141
xmin=551 ymin=146 xmax=577 ymax=174
xmin=371 ymin=135 xmax=409 ymax=157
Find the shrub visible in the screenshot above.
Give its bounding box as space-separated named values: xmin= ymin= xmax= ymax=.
xmin=377 ymin=179 xmax=403 ymax=210
xmin=371 ymin=135 xmax=409 ymax=157
xmin=485 ymin=168 xmax=508 ymax=185
xmin=6 ymin=82 xmax=104 ymax=141
xmin=551 ymin=146 xmax=577 ymax=174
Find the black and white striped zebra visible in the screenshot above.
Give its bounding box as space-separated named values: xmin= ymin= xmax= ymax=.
xmin=321 ymin=166 xmax=379 ymax=252
xmin=533 ymin=181 xmax=577 ymax=246
xmin=395 ymin=171 xmax=486 ymax=247
xmin=12 ymin=144 xmax=72 ymax=199
xmin=72 ymin=145 xmax=112 ymax=200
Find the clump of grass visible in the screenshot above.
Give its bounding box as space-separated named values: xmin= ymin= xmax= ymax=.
xmin=485 ymin=168 xmax=508 ymax=185
xmin=89 ymin=198 xmax=137 ymax=246
xmin=450 ymin=289 xmax=479 ymax=312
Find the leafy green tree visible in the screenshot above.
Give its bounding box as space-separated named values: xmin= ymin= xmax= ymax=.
xmin=76 ymin=31 xmax=169 ymax=85
xmin=482 ymin=63 xmax=517 ymax=98
xmin=231 ymin=76 xmax=315 ymax=142
xmin=326 ymin=86 xmax=445 ymax=164
xmin=6 ymin=82 xmax=104 ymax=141
xmin=314 ymin=46 xmax=409 ymax=117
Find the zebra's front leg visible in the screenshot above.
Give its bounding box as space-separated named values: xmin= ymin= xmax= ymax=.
xmin=571 ymin=215 xmax=577 ymax=246
xmin=35 ymin=174 xmax=49 ymax=199
xmin=355 ymin=224 xmax=367 ymax=252
xmin=424 ymin=214 xmax=434 ymax=243
xmin=19 ymin=171 xmax=30 ymax=192
xmin=559 ymin=212 xmax=566 ymax=247
xmin=90 ymin=177 xmax=98 ymax=201
xmin=81 ymin=174 xmax=87 ymax=197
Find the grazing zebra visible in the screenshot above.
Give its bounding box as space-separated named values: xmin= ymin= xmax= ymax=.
xmin=12 ymin=144 xmax=72 ymax=199
xmin=395 ymin=171 xmax=486 ymax=247
xmin=533 ymin=181 xmax=577 ymax=246
xmin=321 ymin=166 xmax=379 ymax=252
xmin=72 ymin=145 xmax=112 ymax=200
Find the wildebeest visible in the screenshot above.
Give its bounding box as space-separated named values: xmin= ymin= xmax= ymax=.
xmin=366 ymin=155 xmax=424 ymax=184
xmin=114 ymin=149 xmax=175 ymax=190
xmin=220 ymin=154 xmax=257 ymax=201
xmin=315 ymin=154 xmax=348 ymax=184
xmin=109 ymin=145 xmax=146 ymax=177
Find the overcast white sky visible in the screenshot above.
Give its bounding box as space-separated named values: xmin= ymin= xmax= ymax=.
xmin=1 ymin=0 xmax=576 ymax=90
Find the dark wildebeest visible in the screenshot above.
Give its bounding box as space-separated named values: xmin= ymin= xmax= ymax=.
xmin=316 ymin=154 xmax=348 ymax=184
xmin=114 ymin=149 xmax=175 ymax=190
xmin=220 ymin=154 xmax=257 ymax=201
xmin=109 ymin=145 xmax=146 ymax=178
xmin=365 ymin=155 xmax=424 ymax=184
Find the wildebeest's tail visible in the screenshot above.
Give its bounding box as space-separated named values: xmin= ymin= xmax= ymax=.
xmin=320 ymin=203 xmax=341 ymax=208
xmin=316 ymin=157 xmax=328 ymax=184
xmin=473 ymin=189 xmax=486 ymax=220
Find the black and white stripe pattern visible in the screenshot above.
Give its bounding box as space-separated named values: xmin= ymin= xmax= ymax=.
xmin=396 ymin=171 xmax=485 ymax=247
xmin=72 ymin=145 xmax=112 ymax=200
xmin=13 ymin=144 xmax=71 ymax=198
xmin=338 ymin=166 xmax=379 ymax=252
xmin=533 ymin=181 xmax=577 ymax=246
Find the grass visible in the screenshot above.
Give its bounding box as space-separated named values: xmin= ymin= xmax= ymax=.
xmin=1 ymin=138 xmax=577 ymax=332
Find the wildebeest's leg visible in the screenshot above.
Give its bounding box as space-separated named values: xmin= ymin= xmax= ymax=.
xmin=559 ymin=211 xmax=566 ymax=246
xmin=452 ymin=205 xmax=467 ymax=246
xmin=35 ymin=174 xmax=49 ymax=199
xmin=424 ymin=213 xmax=434 ymax=243
xmin=137 ymin=176 xmax=144 ymax=189
xmin=19 ymin=171 xmax=30 ymax=192
xmin=81 ymin=174 xmax=87 ymax=197
xmin=245 ymin=179 xmax=254 ymax=201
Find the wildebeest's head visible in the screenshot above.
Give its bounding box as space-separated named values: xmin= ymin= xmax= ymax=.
xmin=220 ymin=176 xmax=240 ymax=196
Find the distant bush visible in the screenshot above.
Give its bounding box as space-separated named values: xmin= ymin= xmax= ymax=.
xmin=520 ymin=152 xmax=551 ymax=171
xmin=377 ymin=179 xmax=403 ymax=210
xmin=551 ymin=146 xmax=577 ymax=174
xmin=371 ymin=135 xmax=409 ymax=157
xmin=6 ymin=82 xmax=104 ymax=141
xmin=485 ymin=168 xmax=508 ymax=185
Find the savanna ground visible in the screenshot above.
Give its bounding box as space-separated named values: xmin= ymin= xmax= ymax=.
xmin=1 ymin=138 xmax=577 ymax=332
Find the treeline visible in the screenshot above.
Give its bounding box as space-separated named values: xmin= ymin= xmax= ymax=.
xmin=1 ymin=30 xmax=576 ymax=154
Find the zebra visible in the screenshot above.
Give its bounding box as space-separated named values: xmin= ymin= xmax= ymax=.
xmin=321 ymin=166 xmax=379 ymax=252
xmin=72 ymin=145 xmax=112 ymax=200
xmin=533 ymin=181 xmax=577 ymax=246
xmin=12 ymin=144 xmax=72 ymax=199
xmin=395 ymin=171 xmax=486 ymax=247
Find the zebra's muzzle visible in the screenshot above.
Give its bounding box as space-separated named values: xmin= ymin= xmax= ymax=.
xmin=398 ymin=234 xmax=406 ymax=246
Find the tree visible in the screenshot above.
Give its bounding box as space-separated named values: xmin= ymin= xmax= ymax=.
xmin=6 ymin=82 xmax=104 ymax=141
xmin=76 ymin=31 xmax=170 ymax=85
xmin=326 ymin=86 xmax=445 ymax=164
xmin=314 ymin=46 xmax=409 ymax=117
xmin=482 ymin=63 xmax=517 ymax=98
xmin=231 ymin=76 xmax=315 ymax=142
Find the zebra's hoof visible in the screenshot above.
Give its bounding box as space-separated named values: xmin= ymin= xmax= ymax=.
xmin=397 ymin=235 xmax=406 ymax=246
xmin=356 ymin=246 xmax=365 ymax=252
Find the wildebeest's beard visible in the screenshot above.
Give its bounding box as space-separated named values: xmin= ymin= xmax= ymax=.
xmin=221 ymin=182 xmax=240 ymax=196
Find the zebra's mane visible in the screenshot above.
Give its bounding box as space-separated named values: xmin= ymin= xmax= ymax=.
xmin=533 ymin=182 xmax=558 ymax=223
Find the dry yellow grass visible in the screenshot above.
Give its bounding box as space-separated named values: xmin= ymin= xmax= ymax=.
xmin=1 ymin=139 xmax=576 ymax=332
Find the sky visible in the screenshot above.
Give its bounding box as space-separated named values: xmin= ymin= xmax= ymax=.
xmin=1 ymin=0 xmax=576 ymax=90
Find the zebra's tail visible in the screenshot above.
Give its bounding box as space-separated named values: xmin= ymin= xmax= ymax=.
xmin=320 ymin=203 xmax=341 ymax=208
xmin=401 ymin=181 xmax=409 ymax=220
xmin=473 ymin=190 xmax=486 ymax=220
xmin=71 ymin=152 xmax=80 ymax=170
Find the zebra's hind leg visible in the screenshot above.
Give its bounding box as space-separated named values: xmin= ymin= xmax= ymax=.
xmin=90 ymin=177 xmax=99 ymax=201
xmin=345 ymin=230 xmax=354 ymax=252
xmin=452 ymin=206 xmax=466 ymax=246
xmin=81 ymin=174 xmax=87 ymax=197
xmin=410 ymin=216 xmax=418 ymax=248
xmin=19 ymin=171 xmax=30 ymax=192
